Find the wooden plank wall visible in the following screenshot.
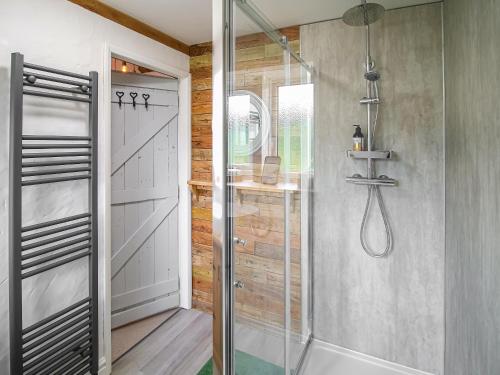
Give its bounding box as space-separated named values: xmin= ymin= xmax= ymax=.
xmin=233 ymin=190 xmax=302 ymax=331
xmin=189 ymin=27 xmax=302 ymax=327
xmin=190 ymin=41 xmax=214 ymax=313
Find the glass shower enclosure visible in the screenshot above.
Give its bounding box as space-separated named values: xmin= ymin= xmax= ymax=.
xmin=212 ymin=0 xmax=314 ymax=374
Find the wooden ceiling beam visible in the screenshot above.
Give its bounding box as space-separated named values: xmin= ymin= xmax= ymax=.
xmin=68 ymin=0 xmax=190 ymax=55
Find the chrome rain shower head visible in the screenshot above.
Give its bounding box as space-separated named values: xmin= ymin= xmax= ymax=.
xmin=342 ymin=2 xmax=385 ymax=27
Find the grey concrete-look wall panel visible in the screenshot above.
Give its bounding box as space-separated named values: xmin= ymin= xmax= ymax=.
xmin=444 ymin=0 xmax=500 ymax=374
xmin=301 ymin=4 xmax=444 ymax=374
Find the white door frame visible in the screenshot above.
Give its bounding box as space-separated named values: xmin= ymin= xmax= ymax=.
xmin=100 ymin=43 xmax=191 ymax=374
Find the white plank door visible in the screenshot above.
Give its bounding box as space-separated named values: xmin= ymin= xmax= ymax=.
xmin=111 ymin=82 xmax=179 ymax=328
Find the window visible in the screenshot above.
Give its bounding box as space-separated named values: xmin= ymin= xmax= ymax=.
xmin=228 ymin=90 xmax=270 ymax=165
xmin=278 ymin=83 xmax=314 ymax=173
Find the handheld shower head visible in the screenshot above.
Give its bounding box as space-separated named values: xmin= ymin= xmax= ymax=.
xmin=365 ymin=70 xmax=380 ymax=81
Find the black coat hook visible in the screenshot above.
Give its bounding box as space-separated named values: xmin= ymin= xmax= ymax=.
xmin=142 ymin=93 xmax=150 ymax=110
xmin=129 ymin=92 xmax=138 ymax=109
xmin=116 ymin=91 xmax=124 ymax=108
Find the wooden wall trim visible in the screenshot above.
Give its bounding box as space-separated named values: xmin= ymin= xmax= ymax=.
xmin=67 ymin=0 xmax=190 ymax=55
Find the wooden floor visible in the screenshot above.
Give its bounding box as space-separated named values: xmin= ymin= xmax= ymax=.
xmin=112 ymin=309 xmax=179 ymax=363
xmin=112 ymin=308 xmax=212 ymax=375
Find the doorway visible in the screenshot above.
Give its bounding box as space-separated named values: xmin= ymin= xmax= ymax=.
xmin=109 ymin=59 xmax=180 ymax=361
xmin=101 ymin=47 xmax=192 ymax=373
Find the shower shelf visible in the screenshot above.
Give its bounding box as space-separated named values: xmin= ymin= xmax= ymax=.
xmin=346 ymin=150 xmax=393 ymax=159
xmin=188 ymin=179 xmax=213 ymax=201
xmin=345 ymin=175 xmax=397 ymax=186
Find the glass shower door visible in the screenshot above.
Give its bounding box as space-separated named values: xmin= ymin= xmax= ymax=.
xmin=226 ymin=1 xmax=314 ymax=374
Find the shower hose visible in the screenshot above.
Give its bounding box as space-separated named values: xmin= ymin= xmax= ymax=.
xmin=360 ymin=80 xmax=393 ymax=258
xmin=360 ymin=184 xmax=393 ymax=257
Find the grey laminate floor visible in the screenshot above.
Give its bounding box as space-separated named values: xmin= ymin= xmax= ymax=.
xmin=112 ymin=309 xmax=180 ymax=362
xmin=111 ymin=308 xmax=212 ymax=375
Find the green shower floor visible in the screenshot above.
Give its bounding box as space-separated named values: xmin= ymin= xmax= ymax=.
xmin=198 ymin=351 xmax=283 ymax=375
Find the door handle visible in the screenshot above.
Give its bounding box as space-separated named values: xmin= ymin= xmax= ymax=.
xmin=234 ymin=280 xmax=245 ymax=289
xmin=233 ymin=237 xmax=247 ymax=246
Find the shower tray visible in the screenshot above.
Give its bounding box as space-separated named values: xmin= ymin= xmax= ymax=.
xmin=297 ymin=340 xmax=434 ymax=375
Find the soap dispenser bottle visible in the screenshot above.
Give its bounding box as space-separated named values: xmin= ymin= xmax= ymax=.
xmin=353 ymin=125 xmax=364 ymax=151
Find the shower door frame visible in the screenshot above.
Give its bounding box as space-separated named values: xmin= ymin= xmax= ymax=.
xmin=212 ymin=0 xmax=232 ymax=373
xmin=212 ymin=0 xmax=315 ymax=374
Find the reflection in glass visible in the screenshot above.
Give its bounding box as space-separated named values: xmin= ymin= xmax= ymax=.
xmin=278 ymin=84 xmax=314 ymax=174
xmin=228 ymin=2 xmax=314 ymax=375
xmin=229 ymin=91 xmax=271 ymax=165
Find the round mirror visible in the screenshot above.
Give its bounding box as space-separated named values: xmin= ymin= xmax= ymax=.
xmin=228 ymin=90 xmax=271 ymax=158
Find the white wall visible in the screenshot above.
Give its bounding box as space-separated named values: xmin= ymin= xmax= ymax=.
xmin=0 ymin=0 xmax=189 ymax=373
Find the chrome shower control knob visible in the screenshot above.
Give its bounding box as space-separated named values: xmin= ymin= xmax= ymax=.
xmin=234 ymin=280 xmax=245 ymax=289
xmin=233 ymin=237 xmax=247 ymax=246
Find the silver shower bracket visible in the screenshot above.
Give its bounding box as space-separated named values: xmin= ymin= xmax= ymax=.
xmin=360 ymin=97 xmax=380 ymax=105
